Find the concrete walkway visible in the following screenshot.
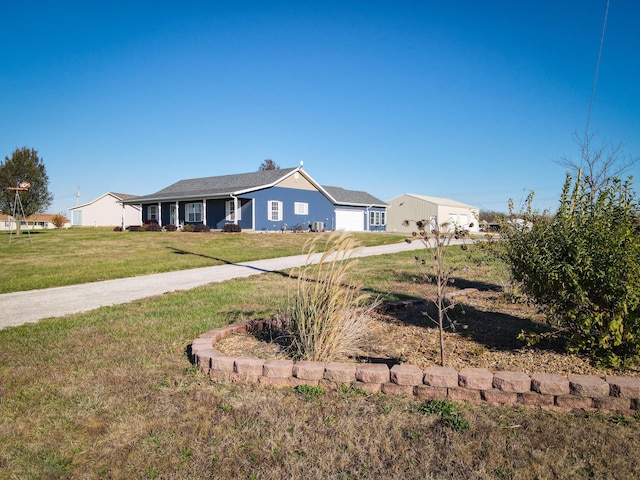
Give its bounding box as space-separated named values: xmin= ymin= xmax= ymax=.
xmin=0 ymin=240 xmax=438 ymax=330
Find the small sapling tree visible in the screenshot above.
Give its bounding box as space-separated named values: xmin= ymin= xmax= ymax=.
xmin=404 ymin=218 xmax=473 ymax=366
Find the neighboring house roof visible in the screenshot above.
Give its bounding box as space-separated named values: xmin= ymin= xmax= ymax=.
xmin=323 ymin=186 xmax=387 ymax=207
xmin=123 ymin=167 xmax=387 ymax=207
xmin=28 ymin=213 xmax=70 ymax=223
xmin=111 ymin=192 xmax=139 ymax=201
xmin=396 ymin=193 xmax=477 ymax=210
xmin=0 ymin=213 xmax=70 ymax=222
xmin=70 ymin=192 xmax=140 ymax=211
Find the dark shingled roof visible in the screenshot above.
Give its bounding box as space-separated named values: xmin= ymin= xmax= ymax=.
xmin=110 ymin=192 xmax=138 ymax=200
xmin=124 ymin=167 xmax=387 ymax=207
xmin=127 ymin=168 xmax=298 ymax=202
xmin=322 ymin=186 xmax=387 ymax=207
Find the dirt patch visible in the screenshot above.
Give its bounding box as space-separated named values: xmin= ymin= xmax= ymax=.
xmin=216 ymin=289 xmax=640 ymax=379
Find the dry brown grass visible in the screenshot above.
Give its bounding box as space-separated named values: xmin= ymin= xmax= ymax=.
xmin=1 ymin=246 xmax=639 ymax=479
xmin=285 ymin=233 xmax=379 ymax=361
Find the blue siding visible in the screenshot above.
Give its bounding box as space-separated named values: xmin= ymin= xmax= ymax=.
xmin=161 ymin=205 xmax=170 ymax=226
xmin=368 ymin=206 xmax=387 ymax=232
xmin=208 ymin=198 xmax=253 ymax=230
xmin=250 ymin=187 xmax=336 ymax=231
xmin=206 ymin=200 xmax=226 ymax=229
xmin=140 ymin=188 xmax=386 ymax=231
xmin=237 ymin=199 xmax=253 ymax=230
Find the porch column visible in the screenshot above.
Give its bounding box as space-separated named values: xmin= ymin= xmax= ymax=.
xmin=175 ymin=201 xmax=179 ymax=227
xmin=158 ymin=202 xmax=162 ymax=227
xmin=202 ymin=199 xmax=207 ymax=225
xmin=234 ymin=196 xmax=239 ymax=225
xmin=121 ymin=203 xmax=125 ymax=230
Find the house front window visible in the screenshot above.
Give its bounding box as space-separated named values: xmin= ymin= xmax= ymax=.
xmin=148 ymin=205 xmax=158 ymax=222
xmin=294 ymin=202 xmax=308 ymax=215
xmin=186 ymin=203 xmax=202 ymax=222
xmin=268 ymin=200 xmax=282 ymax=221
xmin=369 ymin=210 xmax=386 ymax=226
xmin=226 ymin=200 xmax=241 ymax=222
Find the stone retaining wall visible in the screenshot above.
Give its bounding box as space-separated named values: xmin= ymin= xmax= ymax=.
xmin=191 ymin=318 xmax=640 ymax=415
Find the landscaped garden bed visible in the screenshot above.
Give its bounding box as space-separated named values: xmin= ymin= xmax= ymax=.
xmin=215 ymin=289 xmax=639 ymax=379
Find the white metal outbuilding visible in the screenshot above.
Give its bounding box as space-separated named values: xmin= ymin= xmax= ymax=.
xmin=386 ymin=193 xmax=479 ymax=234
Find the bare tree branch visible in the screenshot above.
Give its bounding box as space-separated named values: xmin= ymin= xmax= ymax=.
xmin=555 ymin=132 xmax=639 ymax=192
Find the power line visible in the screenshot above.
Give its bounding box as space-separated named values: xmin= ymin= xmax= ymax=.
xmin=583 ymin=0 xmax=610 ymax=153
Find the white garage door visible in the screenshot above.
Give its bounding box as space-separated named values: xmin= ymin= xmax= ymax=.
xmin=335 ymin=209 xmax=364 ymax=231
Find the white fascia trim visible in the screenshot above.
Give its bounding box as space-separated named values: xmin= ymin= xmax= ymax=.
xmin=122 ymin=193 xmax=232 ymax=204
xmin=334 ymin=202 xmax=388 ymax=208
xmin=70 ymin=192 xmax=119 ymax=210
xmin=232 ymin=166 xmax=308 ymax=196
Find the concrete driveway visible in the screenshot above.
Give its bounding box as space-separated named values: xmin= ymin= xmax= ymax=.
xmin=0 ymin=240 xmax=438 ymax=330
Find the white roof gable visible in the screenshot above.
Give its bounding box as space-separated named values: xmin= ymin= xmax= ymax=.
xmin=70 ymin=192 xmax=140 ymax=211
xmin=398 ymin=193 xmax=477 ymax=210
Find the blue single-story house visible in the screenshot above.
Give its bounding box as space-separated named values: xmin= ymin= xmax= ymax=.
xmin=121 ymin=166 xmax=387 ymax=232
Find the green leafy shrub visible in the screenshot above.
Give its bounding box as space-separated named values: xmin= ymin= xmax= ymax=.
xmin=182 ymin=224 xmax=195 ymax=232
xmin=283 ymin=232 xmax=379 ymax=361
xmin=501 ymin=172 xmax=640 ymax=367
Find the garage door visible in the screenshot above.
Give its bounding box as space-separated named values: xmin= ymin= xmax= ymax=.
xmin=335 ymin=209 xmax=364 ymax=231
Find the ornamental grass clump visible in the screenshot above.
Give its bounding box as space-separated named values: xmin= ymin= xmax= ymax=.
xmin=284 ymin=232 xmax=378 ymax=362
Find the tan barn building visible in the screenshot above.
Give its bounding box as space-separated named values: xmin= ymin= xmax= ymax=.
xmin=386 ymin=193 xmax=479 ymax=234
xmin=69 ymin=192 xmax=141 ymax=228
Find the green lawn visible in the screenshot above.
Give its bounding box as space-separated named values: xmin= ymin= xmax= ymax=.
xmin=0 ymin=229 xmax=638 ymax=479
xmin=0 ymin=228 xmax=404 ymax=293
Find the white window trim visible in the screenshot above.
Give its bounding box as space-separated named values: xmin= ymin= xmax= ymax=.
xmin=148 ymin=205 xmax=158 ymax=221
xmin=268 ymin=200 xmax=283 ymax=221
xmin=226 ymin=200 xmax=241 ymax=222
xmin=186 ymin=203 xmax=203 ymax=223
xmin=369 ymin=210 xmax=386 ymax=226
xmin=294 ymin=202 xmax=308 ymax=215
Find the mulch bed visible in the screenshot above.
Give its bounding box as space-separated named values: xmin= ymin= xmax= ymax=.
xmin=216 ymin=289 xmax=640 ymax=379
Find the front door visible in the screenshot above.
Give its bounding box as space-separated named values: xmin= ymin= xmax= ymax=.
xmin=170 ymin=204 xmax=177 ymax=226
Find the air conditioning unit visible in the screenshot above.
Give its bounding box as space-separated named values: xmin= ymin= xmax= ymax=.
xmin=311 ymin=221 xmax=324 ymax=232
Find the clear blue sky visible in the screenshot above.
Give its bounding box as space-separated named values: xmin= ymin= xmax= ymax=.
xmin=2 ymin=1 xmax=638 ymax=215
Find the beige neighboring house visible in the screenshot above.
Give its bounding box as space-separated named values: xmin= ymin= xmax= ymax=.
xmin=0 ymin=213 xmax=71 ymax=230
xmin=386 ymin=193 xmax=479 ymax=234
xmin=69 ymin=192 xmax=141 ymax=228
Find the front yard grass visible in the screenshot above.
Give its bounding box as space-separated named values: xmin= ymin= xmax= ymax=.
xmin=0 ymin=235 xmax=638 ymax=478
xmin=0 ymin=228 xmax=404 ymax=293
